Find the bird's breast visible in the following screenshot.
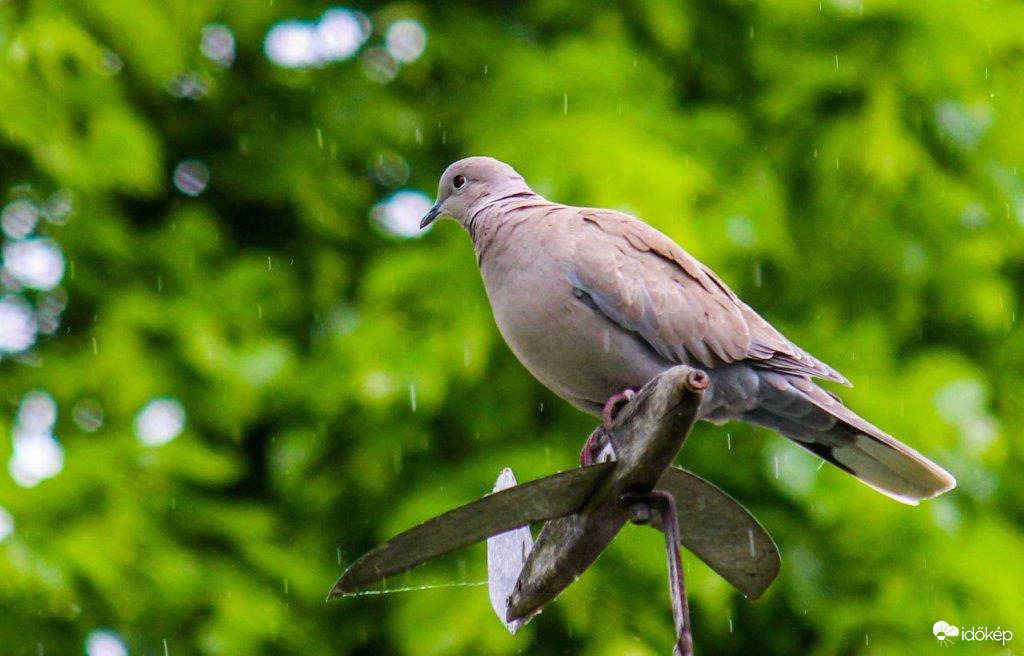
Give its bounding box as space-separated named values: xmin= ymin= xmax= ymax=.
xmin=479 ymin=236 xmax=667 ymax=415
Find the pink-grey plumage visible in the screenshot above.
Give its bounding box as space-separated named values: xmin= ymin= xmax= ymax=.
xmin=421 ymin=156 xmax=956 ymax=504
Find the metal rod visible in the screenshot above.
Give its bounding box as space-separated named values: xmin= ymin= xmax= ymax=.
xmin=628 ymin=490 xmax=693 ymax=656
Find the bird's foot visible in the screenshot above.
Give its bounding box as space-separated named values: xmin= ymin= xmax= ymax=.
xmin=579 ymin=426 xmax=608 ymax=466
xmin=579 ymin=389 xmax=637 ymax=466
xmin=601 ymin=388 xmax=636 ymax=428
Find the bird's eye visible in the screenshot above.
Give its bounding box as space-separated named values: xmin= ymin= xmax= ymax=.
xmin=453 ymin=175 xmax=467 ymax=190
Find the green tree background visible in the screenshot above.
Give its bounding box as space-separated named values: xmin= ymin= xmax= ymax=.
xmin=0 ymin=1 xmax=1022 ymax=654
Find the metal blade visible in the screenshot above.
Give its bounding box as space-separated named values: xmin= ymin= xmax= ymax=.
xmin=653 ymin=466 xmax=780 ymax=599
xmin=487 ymin=469 xmax=533 ymax=634
xmin=506 ymin=365 xmax=708 ymax=621
xmin=329 ymin=462 xmax=615 ymax=598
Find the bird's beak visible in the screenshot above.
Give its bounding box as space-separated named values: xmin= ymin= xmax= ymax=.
xmin=420 ymin=203 xmax=441 ymax=229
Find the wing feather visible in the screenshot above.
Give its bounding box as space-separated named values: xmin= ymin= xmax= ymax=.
xmin=571 ymin=209 xmax=848 ymax=383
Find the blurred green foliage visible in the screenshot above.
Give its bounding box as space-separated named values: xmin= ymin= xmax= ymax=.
xmin=0 ymin=0 xmax=1022 ymax=654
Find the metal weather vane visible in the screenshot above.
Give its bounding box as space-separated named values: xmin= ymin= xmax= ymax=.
xmin=329 ymin=365 xmax=781 ymax=655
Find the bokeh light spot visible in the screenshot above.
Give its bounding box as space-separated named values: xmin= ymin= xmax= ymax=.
xmin=726 ymin=215 xmax=756 ymax=248
xmin=73 ymin=398 xmax=105 ymax=433
xmin=3 ymin=238 xmax=66 ymax=290
xmin=101 ymin=50 xmax=124 ymax=75
xmin=9 ymin=430 xmax=64 ymax=487
xmin=361 ymin=46 xmax=398 ymax=84
xmin=265 ymin=9 xmax=370 ymax=68
xmin=134 ymin=398 xmax=186 ymax=446
xmin=0 ymin=295 xmax=37 ymax=353
xmin=0 ymin=505 xmax=13 ymax=542
xmin=18 ymin=390 xmax=56 ymax=432
xmin=42 ymin=189 xmax=74 ymax=225
xmin=85 ymin=630 xmax=129 ymax=656
xmin=9 ymin=390 xmax=63 ymax=488
xmin=265 ymin=20 xmax=320 ymax=68
xmin=36 ymin=288 xmax=67 ymax=335
xmin=173 ymin=160 xmax=210 ymax=197
xmin=201 ymin=24 xmax=236 ymax=67
xmin=386 ymin=19 xmax=427 ymax=63
xmin=1 ymin=200 xmax=39 ymax=239
xmin=166 ymin=72 xmax=208 ymax=100
xmin=369 ymin=151 xmax=410 ymax=187
xmin=317 ymin=9 xmax=369 ymax=61
xmin=371 ymin=190 xmax=433 ymax=238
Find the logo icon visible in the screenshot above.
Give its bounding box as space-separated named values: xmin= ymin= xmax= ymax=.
xmin=934 ymin=621 xmax=959 ymax=646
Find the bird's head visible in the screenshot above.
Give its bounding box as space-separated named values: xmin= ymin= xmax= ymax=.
xmin=420 ymin=156 xmax=534 ymax=229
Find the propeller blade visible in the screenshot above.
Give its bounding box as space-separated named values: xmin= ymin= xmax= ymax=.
xmin=329 ymin=462 xmax=615 ymax=598
xmin=487 ymin=468 xmax=534 ymax=634
xmin=653 ymin=466 xmax=780 ymax=599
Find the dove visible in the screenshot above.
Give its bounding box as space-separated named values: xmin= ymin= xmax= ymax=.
xmin=419 ymin=156 xmax=955 ymax=504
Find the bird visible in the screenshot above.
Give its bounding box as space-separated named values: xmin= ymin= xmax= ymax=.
xmin=419 ymin=156 xmax=955 ymax=505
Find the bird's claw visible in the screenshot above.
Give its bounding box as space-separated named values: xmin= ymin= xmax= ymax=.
xmin=580 ymin=389 xmax=637 ymax=466
xmin=579 ymin=426 xmax=606 ymax=466
xmin=601 ymin=388 xmax=636 ymax=429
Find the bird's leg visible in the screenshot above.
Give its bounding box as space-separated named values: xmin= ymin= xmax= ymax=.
xmin=621 ymin=490 xmax=694 ymax=656
xmin=579 ymin=389 xmax=637 ymax=466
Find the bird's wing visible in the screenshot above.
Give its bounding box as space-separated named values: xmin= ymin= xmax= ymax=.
xmin=568 ymin=208 xmax=848 ymax=383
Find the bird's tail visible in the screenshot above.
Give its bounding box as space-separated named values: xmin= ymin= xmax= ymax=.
xmin=744 ymin=371 xmax=956 ymax=505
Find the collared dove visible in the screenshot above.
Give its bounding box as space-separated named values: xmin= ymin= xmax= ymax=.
xmin=420 ymin=156 xmax=955 ymax=504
